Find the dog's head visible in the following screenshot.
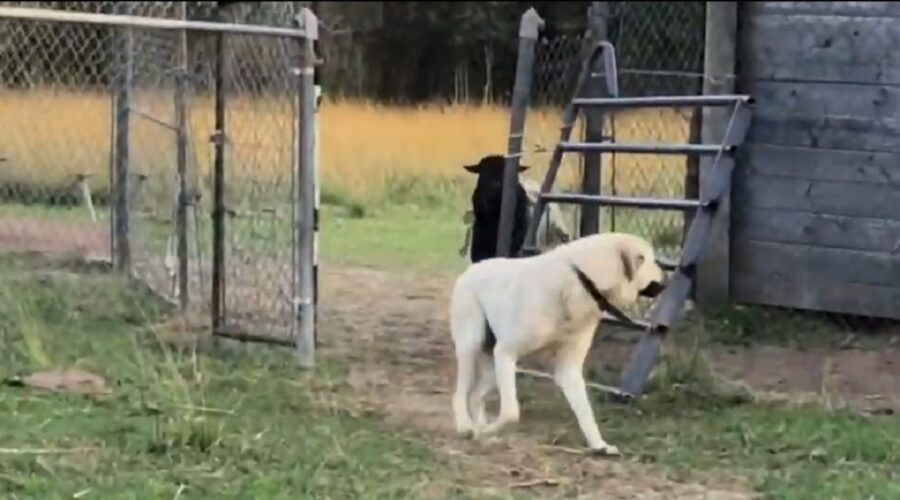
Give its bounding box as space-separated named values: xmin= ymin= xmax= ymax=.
xmin=463 ymin=155 xmax=529 ymax=209
xmin=616 ymin=234 xmax=666 ymax=300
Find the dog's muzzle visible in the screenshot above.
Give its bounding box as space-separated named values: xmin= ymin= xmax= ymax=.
xmin=640 ymin=280 xmax=665 ymax=298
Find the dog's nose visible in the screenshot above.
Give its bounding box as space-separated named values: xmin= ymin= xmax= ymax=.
xmin=640 ymin=281 xmax=665 ymax=298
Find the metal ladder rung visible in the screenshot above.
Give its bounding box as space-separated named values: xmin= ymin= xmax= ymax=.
xmin=572 ymin=94 xmax=753 ymax=109
xmin=540 ymin=193 xmax=705 ymax=211
xmin=603 ymin=315 xmax=650 ymax=330
xmin=560 ymin=142 xmax=736 ymax=156
xmin=656 ymin=257 xmax=678 ymax=271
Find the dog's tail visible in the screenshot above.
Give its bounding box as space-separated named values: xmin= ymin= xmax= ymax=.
xmin=450 ymin=277 xmax=493 ymax=348
xmin=449 ymin=278 xmax=492 ymax=411
xmin=479 ymin=303 xmax=497 ymax=354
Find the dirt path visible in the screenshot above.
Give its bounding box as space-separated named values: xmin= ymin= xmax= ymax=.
xmin=5 ymin=218 xmax=898 ymax=497
xmin=316 ymin=265 xmax=760 ymax=499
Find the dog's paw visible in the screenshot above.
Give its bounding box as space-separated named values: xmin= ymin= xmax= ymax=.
xmin=456 ymin=427 xmax=475 ymax=439
xmin=587 ymin=444 xmax=620 ymax=458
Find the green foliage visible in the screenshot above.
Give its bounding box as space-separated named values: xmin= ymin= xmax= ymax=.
xmin=3 ymin=2 xmax=709 ymax=103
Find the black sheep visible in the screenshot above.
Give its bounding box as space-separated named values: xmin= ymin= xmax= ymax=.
xmin=462 ymin=155 xmax=532 ymax=263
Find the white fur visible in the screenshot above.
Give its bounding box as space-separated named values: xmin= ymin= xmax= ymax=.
xmin=520 ymin=178 xmax=572 ymax=248
xmin=457 ymin=178 xmax=572 ymax=257
xmin=449 ymin=232 xmax=665 ymax=455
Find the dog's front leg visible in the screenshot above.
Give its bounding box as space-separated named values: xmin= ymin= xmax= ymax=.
xmin=476 ymin=348 xmax=519 ymax=437
xmin=554 ymin=328 xmax=619 ymax=456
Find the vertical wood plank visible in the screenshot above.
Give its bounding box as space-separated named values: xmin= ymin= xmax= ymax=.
xmin=696 ymin=1 xmax=738 ymax=308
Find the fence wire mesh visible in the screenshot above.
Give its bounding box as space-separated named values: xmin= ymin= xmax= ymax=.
xmin=0 ymin=2 xmax=120 ymax=267
xmin=216 ymin=4 xmax=304 ymax=342
xmin=0 ymin=2 xmax=311 ymax=344
xmin=523 ymin=3 xmax=706 ymax=321
xmin=524 ymin=31 xmax=586 ymax=247
xmin=603 ymin=1 xmax=706 ymax=266
xmin=3 ymin=1 xmax=895 ymax=349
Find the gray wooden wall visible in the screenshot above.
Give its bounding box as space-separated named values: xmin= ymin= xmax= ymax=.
xmin=731 ymin=1 xmax=900 ymax=319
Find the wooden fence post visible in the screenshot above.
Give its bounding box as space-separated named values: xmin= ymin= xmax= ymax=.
xmin=696 ymin=1 xmax=739 ymax=308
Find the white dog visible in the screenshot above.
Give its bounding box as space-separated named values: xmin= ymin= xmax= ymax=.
xmin=449 ymin=232 xmax=666 ymax=455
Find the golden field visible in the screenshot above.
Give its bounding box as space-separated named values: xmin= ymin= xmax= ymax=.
xmin=0 ymin=89 xmax=693 ymax=207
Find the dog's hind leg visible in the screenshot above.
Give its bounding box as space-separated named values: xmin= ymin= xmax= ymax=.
xmin=553 ymin=326 xmax=620 ymax=456
xmin=450 ymin=288 xmax=487 ymax=438
xmin=453 ymin=347 xmax=479 ymax=437
xmin=468 ymin=353 xmax=496 ymax=430
xmin=477 ymin=347 xmax=520 ymax=437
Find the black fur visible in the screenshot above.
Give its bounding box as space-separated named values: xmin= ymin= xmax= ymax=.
xmin=482 ymin=323 xmax=497 ymax=354
xmin=464 ymin=155 xmax=531 ymax=264
xmin=570 ymin=264 xmax=632 ymax=323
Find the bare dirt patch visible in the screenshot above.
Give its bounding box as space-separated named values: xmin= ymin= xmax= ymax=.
xmin=0 ymin=216 xmax=109 ymax=263
xmin=708 ymin=344 xmax=900 ymax=414
xmin=316 ymin=265 xmax=758 ymax=499
xmin=311 ymin=263 xmax=900 ymax=497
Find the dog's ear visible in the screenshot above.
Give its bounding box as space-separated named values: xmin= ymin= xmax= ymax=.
xmin=620 ymin=248 xmax=647 ymax=283
xmin=619 ymin=250 xmax=635 ymax=282
xmin=463 ymin=164 xmax=481 ymax=174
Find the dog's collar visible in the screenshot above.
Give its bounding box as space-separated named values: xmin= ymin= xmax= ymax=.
xmin=569 ymin=263 xmax=632 ymax=324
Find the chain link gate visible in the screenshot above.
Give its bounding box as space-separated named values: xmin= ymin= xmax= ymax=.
xmin=0 ymin=2 xmax=319 ymax=364
xmin=603 ymin=1 xmax=707 ymax=261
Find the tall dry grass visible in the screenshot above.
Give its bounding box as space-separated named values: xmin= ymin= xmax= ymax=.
xmin=0 ymin=89 xmax=693 ymax=207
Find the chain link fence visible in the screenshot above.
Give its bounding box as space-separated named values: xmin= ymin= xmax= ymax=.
xmin=522 ymin=31 xmax=586 ymax=246
xmin=0 ymin=2 xmax=317 ymax=349
xmin=602 ymin=1 xmax=706 ymax=262
xmin=520 ymin=2 xmax=705 ymax=321
xmin=0 ymin=2 xmax=116 ymax=266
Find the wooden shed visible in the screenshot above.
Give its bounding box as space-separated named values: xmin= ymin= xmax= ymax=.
xmin=726 ymin=2 xmax=900 ymax=319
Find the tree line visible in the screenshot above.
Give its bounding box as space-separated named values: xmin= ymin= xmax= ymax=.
xmin=0 ymin=2 xmax=706 ymax=104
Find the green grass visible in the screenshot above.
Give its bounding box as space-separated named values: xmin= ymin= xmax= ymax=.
xmin=0 ymin=187 xmax=687 ymax=276
xmin=2 ymin=201 xmax=900 ymax=499
xmin=512 ymin=337 xmax=900 ymax=499
xmin=0 ymin=255 xmax=461 ymax=499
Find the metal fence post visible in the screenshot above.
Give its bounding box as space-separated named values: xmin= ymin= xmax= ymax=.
xmin=313 ymin=71 xmax=322 ymax=350
xmin=175 ymin=5 xmax=190 ymax=311
xmin=580 ymin=1 xmax=609 ymax=237
xmin=294 ymin=8 xmax=318 ymax=367
xmin=112 ymin=2 xmax=133 ymax=272
xmin=497 ymin=7 xmax=543 ymax=258
xmin=211 ymin=9 xmax=227 ymax=337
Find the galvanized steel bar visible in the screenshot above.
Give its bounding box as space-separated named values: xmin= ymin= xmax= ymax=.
xmin=560 ymin=142 xmax=736 ymax=155
xmin=572 ymin=94 xmax=753 ymax=109
xmin=603 ymin=316 xmax=650 ymax=330
xmin=293 ymin=8 xmax=319 ymax=368
xmin=0 ymin=6 xmax=308 ymax=38
xmin=111 ymin=2 xmax=133 ymax=273
xmin=211 ymin=14 xmax=227 ymax=339
xmin=496 ymin=8 xmax=543 ymax=258
xmin=541 ymin=193 xmax=703 ymax=211
xmin=175 ymin=70 xmax=189 ymax=311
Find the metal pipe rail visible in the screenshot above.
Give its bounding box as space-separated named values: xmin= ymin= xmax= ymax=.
xmin=0 ymin=6 xmax=310 ymax=38
xmin=560 ymin=142 xmax=736 ymax=156
xmin=541 ymin=193 xmax=705 ymax=211
xmin=572 ymin=94 xmax=753 ymax=109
